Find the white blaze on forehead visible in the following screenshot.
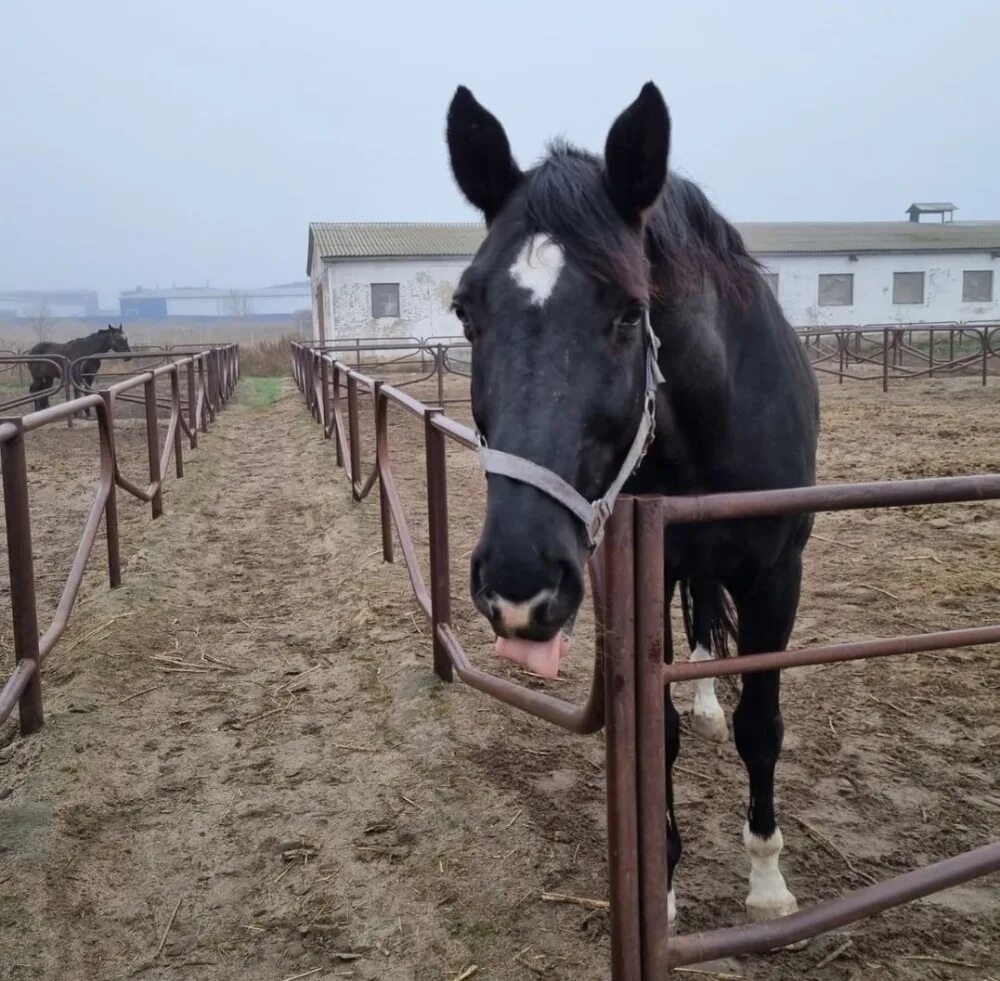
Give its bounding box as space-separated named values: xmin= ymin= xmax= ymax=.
xmin=509 ymin=234 xmax=565 ymax=306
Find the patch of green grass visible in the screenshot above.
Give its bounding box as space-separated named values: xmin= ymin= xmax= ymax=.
xmin=241 ymin=376 xmax=283 ymax=408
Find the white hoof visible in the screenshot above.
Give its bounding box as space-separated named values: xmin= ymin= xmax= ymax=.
xmin=689 ymin=646 xmax=727 ymax=742
xmin=744 ymin=822 xmax=800 ymax=938
xmin=690 ymin=707 xmax=728 ymax=742
xmin=746 ymin=888 xmax=798 ymax=922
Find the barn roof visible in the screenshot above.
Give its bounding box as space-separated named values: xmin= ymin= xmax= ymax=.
xmin=741 ymin=221 xmax=1000 ymax=254
xmin=307 ymin=222 xmax=486 ymax=272
xmin=906 ymin=202 xmax=958 ymax=214
xmin=307 ymin=219 xmax=1000 ymax=271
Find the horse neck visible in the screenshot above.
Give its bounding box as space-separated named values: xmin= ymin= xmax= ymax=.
xmin=72 ymin=332 xmax=112 ymax=357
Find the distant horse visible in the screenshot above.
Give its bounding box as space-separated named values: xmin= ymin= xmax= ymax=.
xmin=28 ymin=324 xmax=131 ymax=415
xmin=446 ymin=84 xmax=818 ymax=926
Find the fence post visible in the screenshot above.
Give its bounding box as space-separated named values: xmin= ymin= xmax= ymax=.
xmin=883 ymin=328 xmax=890 ymax=393
xmin=603 ymin=498 xmax=641 ymax=981
xmin=436 ymin=345 xmax=445 ymax=407
xmin=171 ymin=368 xmax=183 ymax=478
xmin=928 ymin=329 xmax=935 ymax=378
xmin=320 ymin=357 xmax=331 ymax=438
xmin=144 ymin=375 xmax=164 ymax=519
xmin=99 ymin=392 xmax=122 ymax=588
xmin=206 ymin=354 xmax=218 ymax=424
xmin=983 ymin=328 xmax=990 ymax=387
xmin=186 ymin=360 xmax=198 ymax=449
xmin=347 ymin=374 xmax=362 ymax=497
xmin=1 ymin=421 xmax=45 ymax=734
xmin=332 ymin=364 xmax=344 ymax=467
xmin=63 ymin=358 xmax=74 ymax=429
xmin=198 ymin=357 xmax=210 ymax=432
xmin=634 ymin=497 xmax=670 ymax=978
xmin=424 ymin=410 xmax=454 ymax=683
xmin=375 ymin=383 xmax=394 ymax=563
xmin=306 ymin=353 xmax=317 ymax=422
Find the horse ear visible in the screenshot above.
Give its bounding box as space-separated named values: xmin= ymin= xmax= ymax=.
xmin=604 ymin=82 xmax=670 ymax=224
xmin=447 ymin=86 xmax=522 ymax=223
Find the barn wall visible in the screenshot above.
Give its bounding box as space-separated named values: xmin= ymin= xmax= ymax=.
xmin=762 ymin=250 xmax=1000 ymax=326
xmin=317 ymin=257 xmax=468 ymax=343
xmin=308 ymin=248 xmax=1000 ymax=341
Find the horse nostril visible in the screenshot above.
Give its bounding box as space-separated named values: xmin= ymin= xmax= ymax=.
xmin=470 ymin=552 xmax=488 ymax=603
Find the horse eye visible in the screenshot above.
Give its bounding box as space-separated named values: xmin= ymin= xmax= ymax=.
xmin=617 ymin=303 xmax=644 ymax=329
xmin=452 ymin=301 xmax=476 ymax=340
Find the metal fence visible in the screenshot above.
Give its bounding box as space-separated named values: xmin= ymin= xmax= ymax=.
xmin=0 ymin=345 xmax=240 ymax=735
xmin=291 ymin=338 xmax=999 ymax=977
xmin=306 ymin=323 xmax=999 ymax=396
xmin=604 ymin=488 xmax=1000 ymax=974
xmin=800 ymin=322 xmax=999 ymax=391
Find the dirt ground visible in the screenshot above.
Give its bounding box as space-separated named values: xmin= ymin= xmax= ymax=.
xmin=1 ymin=370 xmax=998 ymax=981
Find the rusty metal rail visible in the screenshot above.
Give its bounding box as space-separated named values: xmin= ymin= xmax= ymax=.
xmin=0 ymin=345 xmax=240 ymax=735
xmin=798 ymin=322 xmax=999 ymax=391
xmin=290 ymin=339 xmax=999 ymax=978
xmin=0 ymin=355 xmax=76 ymax=423
xmin=607 ymin=483 xmax=1000 ymax=972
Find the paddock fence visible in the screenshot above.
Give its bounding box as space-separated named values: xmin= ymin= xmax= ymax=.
xmin=0 ymin=345 xmax=240 ymax=736
xmin=301 ymin=320 xmax=1000 ymax=397
xmin=798 ymin=321 xmax=1000 ymax=390
xmin=291 ymin=337 xmax=999 ymax=978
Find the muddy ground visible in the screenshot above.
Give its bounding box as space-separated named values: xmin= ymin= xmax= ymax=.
xmin=1 ymin=371 xmax=998 ymax=981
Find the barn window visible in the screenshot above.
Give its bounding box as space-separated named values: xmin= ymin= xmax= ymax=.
xmin=963 ymin=270 xmax=993 ymax=302
xmin=763 ymin=272 xmax=779 ymax=297
xmin=892 ymin=272 xmax=925 ymax=305
xmin=371 ymin=283 xmax=400 ymax=318
xmin=818 ymin=274 xmax=853 ymax=306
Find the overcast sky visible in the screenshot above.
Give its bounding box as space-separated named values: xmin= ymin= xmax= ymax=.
xmin=2 ymin=0 xmax=997 ymax=306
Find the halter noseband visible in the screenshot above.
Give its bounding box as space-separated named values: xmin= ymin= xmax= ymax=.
xmin=476 ymin=308 xmax=664 ymax=550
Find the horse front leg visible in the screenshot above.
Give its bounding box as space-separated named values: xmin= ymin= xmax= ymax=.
xmin=687 ymin=578 xmax=729 ymax=742
xmin=29 ymin=378 xmax=49 ymax=412
xmin=729 ymin=552 xmax=803 ymax=923
xmin=665 ymin=688 xmax=681 ymax=926
xmin=662 ymin=576 xmax=682 ymax=925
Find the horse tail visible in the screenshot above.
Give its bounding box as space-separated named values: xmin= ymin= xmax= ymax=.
xmin=679 ymin=578 xmax=737 ymax=660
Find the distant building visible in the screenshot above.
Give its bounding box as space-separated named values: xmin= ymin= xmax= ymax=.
xmin=0 ymin=289 xmax=99 ymax=321
xmin=906 ymin=202 xmax=957 ymax=223
xmin=119 ymin=282 xmax=311 ymax=321
xmin=306 ymin=223 xmax=484 ymax=345
xmin=307 ymin=211 xmax=1000 ymax=341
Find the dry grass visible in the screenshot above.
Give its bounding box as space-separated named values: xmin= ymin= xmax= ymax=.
xmin=240 ymin=337 xmax=299 ymax=377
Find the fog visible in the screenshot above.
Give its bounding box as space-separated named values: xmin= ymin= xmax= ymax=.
xmin=2 ymin=0 xmax=997 ymax=306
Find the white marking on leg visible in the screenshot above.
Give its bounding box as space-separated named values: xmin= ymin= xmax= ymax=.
xmin=509 ymin=234 xmax=564 ymax=306
xmin=667 ymin=887 xmax=676 ymax=927
xmin=493 ymin=589 xmax=554 ymax=631
xmin=743 ymin=821 xmax=798 ymax=921
xmin=689 ymin=644 xmax=727 ymax=741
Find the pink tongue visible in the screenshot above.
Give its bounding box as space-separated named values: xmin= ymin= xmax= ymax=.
xmin=495 ymin=634 xmax=569 ymax=679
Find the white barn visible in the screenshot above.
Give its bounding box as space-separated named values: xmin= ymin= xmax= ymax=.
xmin=119 ymin=282 xmax=311 ymax=321
xmin=0 ymin=289 xmax=99 ymax=321
xmin=307 ymin=218 xmax=1000 ymax=344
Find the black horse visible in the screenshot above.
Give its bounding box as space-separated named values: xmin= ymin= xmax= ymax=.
xmin=446 ymin=83 xmax=818 ymax=925
xmin=28 ymin=324 xmax=131 ymax=415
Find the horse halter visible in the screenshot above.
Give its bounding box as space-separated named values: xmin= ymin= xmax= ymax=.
xmin=476 ymin=308 xmax=665 ymax=550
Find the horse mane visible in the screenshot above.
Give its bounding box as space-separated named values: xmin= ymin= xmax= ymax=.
xmin=523 ymin=141 xmax=759 ymax=304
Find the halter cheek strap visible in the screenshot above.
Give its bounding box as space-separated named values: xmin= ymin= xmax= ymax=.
xmin=477 ymin=309 xmax=664 ymax=550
